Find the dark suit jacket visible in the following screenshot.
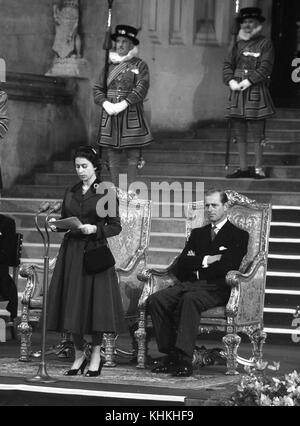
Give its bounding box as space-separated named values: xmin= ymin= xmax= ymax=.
xmin=172 ymin=220 xmax=249 ymax=292
xmin=0 ymin=214 xmax=17 ymax=266
xmin=0 ymin=214 xmax=18 ymax=318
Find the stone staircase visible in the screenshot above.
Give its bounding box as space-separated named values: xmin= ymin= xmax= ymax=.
xmin=3 ymin=107 xmax=300 ymax=345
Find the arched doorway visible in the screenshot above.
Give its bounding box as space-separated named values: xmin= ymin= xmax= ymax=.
xmin=270 ymin=0 xmax=300 ymax=107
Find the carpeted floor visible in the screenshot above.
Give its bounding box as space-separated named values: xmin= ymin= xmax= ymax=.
xmin=0 ymin=357 xmax=239 ymax=390
xmin=1 ymin=331 xmax=300 ymax=406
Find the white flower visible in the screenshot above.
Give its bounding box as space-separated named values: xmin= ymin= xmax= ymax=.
xmin=282 ymin=396 xmax=295 ymax=407
xmin=131 ymin=68 xmax=139 ymax=74
xmin=260 ymin=394 xmax=272 ymax=406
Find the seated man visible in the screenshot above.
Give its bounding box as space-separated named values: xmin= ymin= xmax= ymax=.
xmin=0 ymin=214 xmax=18 ymax=321
xmin=147 ymin=189 xmax=249 ymax=377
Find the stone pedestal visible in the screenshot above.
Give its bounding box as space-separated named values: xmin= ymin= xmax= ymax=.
xmin=46 ymin=57 xmax=89 ymax=79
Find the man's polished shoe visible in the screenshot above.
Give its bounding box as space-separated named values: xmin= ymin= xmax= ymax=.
xmin=226 ymin=168 xmax=251 ymax=179
xmin=172 ymin=362 xmax=193 ymax=378
xmin=151 ymin=357 xmax=178 ymax=374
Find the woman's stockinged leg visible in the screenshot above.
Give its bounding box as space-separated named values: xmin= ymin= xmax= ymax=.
xmin=86 ymin=332 xmax=104 ymax=373
xmin=64 ymin=333 xmax=87 ymax=374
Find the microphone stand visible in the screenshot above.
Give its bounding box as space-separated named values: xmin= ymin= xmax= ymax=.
xmin=26 ymin=207 xmax=57 ymax=383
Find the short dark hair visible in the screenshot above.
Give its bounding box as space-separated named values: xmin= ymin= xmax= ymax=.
xmin=205 ymin=189 xmax=228 ymax=205
xmin=73 ymin=145 xmax=101 ymax=171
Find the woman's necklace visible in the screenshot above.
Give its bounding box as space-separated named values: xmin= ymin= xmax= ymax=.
xmin=82 ymin=175 xmax=96 ymax=195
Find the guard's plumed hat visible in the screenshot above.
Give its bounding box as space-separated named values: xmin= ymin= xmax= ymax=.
xmin=111 ymin=25 xmax=140 ymax=45
xmin=236 ymin=7 xmax=266 ymax=23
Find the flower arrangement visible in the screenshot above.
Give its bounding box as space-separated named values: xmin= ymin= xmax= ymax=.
xmin=226 ymin=370 xmax=300 ymax=406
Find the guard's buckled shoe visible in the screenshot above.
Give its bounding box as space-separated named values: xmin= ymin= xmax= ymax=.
xmin=253 ymin=168 xmax=266 ymax=179
xmin=226 ymin=168 xmax=251 ymax=179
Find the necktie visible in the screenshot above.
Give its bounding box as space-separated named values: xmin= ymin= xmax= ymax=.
xmin=211 ymin=224 xmax=218 ymax=240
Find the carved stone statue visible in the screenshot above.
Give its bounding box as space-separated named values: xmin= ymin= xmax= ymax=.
xmin=46 ymin=0 xmax=88 ymax=78
xmin=52 ymin=0 xmax=81 ymax=59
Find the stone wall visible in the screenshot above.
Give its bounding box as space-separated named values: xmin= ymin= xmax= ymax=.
xmin=0 ymin=0 xmax=87 ymax=189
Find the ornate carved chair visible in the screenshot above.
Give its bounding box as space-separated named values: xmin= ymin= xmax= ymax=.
xmin=0 ymin=232 xmax=23 ymax=342
xmin=18 ymin=190 xmax=152 ymax=364
xmin=136 ymin=191 xmax=272 ymax=375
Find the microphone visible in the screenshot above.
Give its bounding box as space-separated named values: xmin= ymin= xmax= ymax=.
xmin=48 ymin=202 xmax=61 ymax=214
xmin=38 ymin=202 xmax=50 ymax=214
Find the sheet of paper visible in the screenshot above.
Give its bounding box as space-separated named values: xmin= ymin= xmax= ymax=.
xmin=51 ymin=217 xmax=83 ymax=230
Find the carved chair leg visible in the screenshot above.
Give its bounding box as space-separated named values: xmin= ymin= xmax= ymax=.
xmin=17 ymin=306 xmax=32 ymax=362
xmin=249 ymin=328 xmax=267 ymax=363
xmin=18 ymin=323 xmax=32 ymax=362
xmin=103 ymin=332 xmax=116 ymax=367
xmin=134 ymin=310 xmax=147 ymax=369
xmin=223 ymin=333 xmax=241 ymax=375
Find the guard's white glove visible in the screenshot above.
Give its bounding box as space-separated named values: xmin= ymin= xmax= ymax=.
xmin=113 ymin=100 xmax=128 ymax=115
xmin=239 ymin=79 xmax=251 ymax=91
xmin=229 ymin=79 xmax=240 ymax=91
xmin=48 ymin=218 xmax=57 ymax=232
xmin=103 ymin=100 xmax=116 ymax=116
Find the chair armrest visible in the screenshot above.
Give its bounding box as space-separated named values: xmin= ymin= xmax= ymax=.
xmin=116 ymin=248 xmax=146 ymax=274
xmin=19 ymin=258 xmax=57 ymax=306
xmin=137 ymin=260 xmax=179 ymax=308
xmin=225 ymin=251 xmax=267 ymax=320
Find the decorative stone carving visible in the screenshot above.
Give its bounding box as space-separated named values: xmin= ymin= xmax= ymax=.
xmin=46 ymin=0 xmax=88 ymax=78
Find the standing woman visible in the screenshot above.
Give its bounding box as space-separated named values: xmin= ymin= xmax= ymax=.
xmin=47 ymin=146 xmax=125 ymax=377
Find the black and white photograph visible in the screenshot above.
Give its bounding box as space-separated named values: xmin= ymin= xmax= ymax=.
xmin=0 ymin=0 xmax=300 ymax=409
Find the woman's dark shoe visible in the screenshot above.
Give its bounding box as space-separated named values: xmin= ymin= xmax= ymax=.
xmin=226 ymin=168 xmax=251 ymax=179
xmin=85 ymin=356 xmax=105 ymax=377
xmin=64 ymin=358 xmax=88 ymax=376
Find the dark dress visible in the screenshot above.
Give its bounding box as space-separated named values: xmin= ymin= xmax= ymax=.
xmin=47 ymin=179 xmax=126 ymax=335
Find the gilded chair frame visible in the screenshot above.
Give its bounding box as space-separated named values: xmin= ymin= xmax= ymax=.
xmin=136 ymin=191 xmax=272 ymax=375
xmin=18 ymin=190 xmax=152 ymax=364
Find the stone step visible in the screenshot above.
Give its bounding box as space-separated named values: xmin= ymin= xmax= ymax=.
xmin=148 ymin=248 xmax=300 ymax=271
xmin=0 ymin=198 xmax=60 ymax=213
xmin=262 ymin=326 xmax=300 ymax=344
xmin=52 ymin=149 xmax=300 ymax=167
xmin=53 ymin=140 xmax=300 ymax=161
xmin=3 ymin=206 xmax=298 ymax=233
xmin=266 ymin=273 xmax=300 ymax=288
xmin=271 ymin=207 xmax=300 ymax=222
xmin=267 ymin=118 xmax=300 ymax=130
xmin=21 ymin=243 xmax=60 ymax=259
xmin=195 ymin=127 xmax=300 ymax=140
xmin=19 ymin=228 xmax=64 ymax=244
xmin=4 ymin=186 xmax=300 ymax=206
xmin=263 ymin=308 xmax=298 ymax=327
xmin=265 ymin=289 xmax=300 ymax=307
xmin=50 ymin=162 xmax=300 ymax=180
xmin=149 ymin=233 xmax=300 ymax=254
xmin=267 ymin=255 xmax=300 ymax=272
xmin=270 ymin=224 xmax=300 ymax=239
xmin=269 ymin=239 xmax=300 ymax=254
xmin=3 ymin=211 xmax=61 ymax=228
xmin=275 ymin=108 xmax=300 ymax=119
xmin=32 ymin=173 xmax=300 ymax=193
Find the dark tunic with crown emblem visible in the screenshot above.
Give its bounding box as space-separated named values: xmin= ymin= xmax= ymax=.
xmin=94 ymin=57 xmax=153 ymax=149
xmin=223 ymin=34 xmax=275 ymax=119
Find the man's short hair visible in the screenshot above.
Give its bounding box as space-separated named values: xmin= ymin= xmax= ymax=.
xmin=205 ymin=189 xmax=228 ymax=205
